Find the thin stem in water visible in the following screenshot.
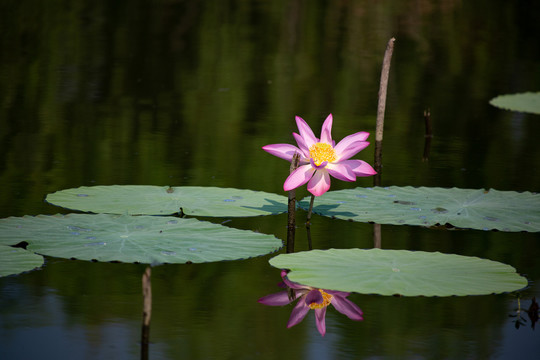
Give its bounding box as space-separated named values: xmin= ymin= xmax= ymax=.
xmin=141 ymin=266 xmax=152 ymax=360
xmin=287 ymin=153 xmax=300 ymax=253
xmin=306 ymin=194 xmax=315 ymax=226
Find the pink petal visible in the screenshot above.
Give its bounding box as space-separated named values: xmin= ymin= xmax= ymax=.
xmin=315 ymin=307 xmax=327 ymax=336
xmin=295 ymin=116 xmax=317 ymax=148
xmin=292 ymin=132 xmax=311 ymax=159
xmin=307 ymin=170 xmax=331 ymax=196
xmin=326 ymin=289 xmax=351 ymax=296
xmin=258 ymin=291 xmax=294 ymax=306
xmin=284 ymin=165 xmax=315 ymax=191
xmin=331 ymin=295 xmax=364 ymax=321
xmin=309 ymin=158 xmax=328 ymax=169
xmin=339 ymin=160 xmax=377 ymax=176
xmin=320 ymin=114 xmax=333 ymax=144
xmin=281 ymin=280 xmax=308 ymax=292
xmin=336 ymin=131 xmax=370 ymax=145
xmin=281 ymin=274 xmax=312 ymax=291
xmin=334 ymin=132 xmax=370 ymax=161
xmin=326 ymin=163 xmax=356 ymax=182
xmin=305 ymin=289 xmax=324 ymax=305
xmin=336 ymin=142 xmax=370 ymax=162
xmin=287 ymin=298 xmax=310 ymax=328
xmin=262 ymin=144 xmax=302 ymax=162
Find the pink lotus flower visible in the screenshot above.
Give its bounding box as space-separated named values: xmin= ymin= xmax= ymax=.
xmin=262 ymin=114 xmax=376 ymax=196
xmin=258 ymin=270 xmax=363 ymax=336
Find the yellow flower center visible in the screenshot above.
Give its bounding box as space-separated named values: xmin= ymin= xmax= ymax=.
xmin=309 ymin=142 xmax=336 ymax=166
xmin=308 ymin=289 xmax=333 ymax=309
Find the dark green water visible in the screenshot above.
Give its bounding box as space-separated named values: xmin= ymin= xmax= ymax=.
xmin=1 ymin=1 xmax=539 ymax=359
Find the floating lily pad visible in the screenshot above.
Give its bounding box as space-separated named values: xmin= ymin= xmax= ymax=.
xmin=269 ymin=248 xmax=528 ymax=296
xmin=299 ymin=186 xmax=540 ymax=232
xmin=0 ymin=214 xmax=282 ymax=264
xmin=0 ymin=245 xmax=45 ymax=277
xmin=46 ymin=185 xmax=288 ymax=217
xmin=489 ymin=92 xmax=540 ymax=115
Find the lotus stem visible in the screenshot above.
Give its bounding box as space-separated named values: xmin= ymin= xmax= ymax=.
xmin=424 ymin=108 xmax=433 ymax=137
xmin=287 ymin=153 xmax=300 ymax=253
xmin=306 ymin=224 xmax=313 ymax=250
xmin=422 ymin=109 xmax=433 ymax=162
xmin=141 ymin=266 xmax=152 ymax=360
xmin=306 ymin=194 xmax=315 ymax=226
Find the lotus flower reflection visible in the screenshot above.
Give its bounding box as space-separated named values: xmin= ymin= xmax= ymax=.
xmin=258 ymin=270 xmax=363 ymax=336
xmin=262 ymin=114 xmax=376 ymax=196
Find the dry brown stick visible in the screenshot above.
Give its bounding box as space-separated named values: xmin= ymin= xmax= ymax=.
xmin=374 ymin=37 xmax=395 ymax=186
xmin=373 ymin=38 xmax=395 ymax=246
xmin=373 ymin=223 xmax=382 ymax=249
xmin=375 ymin=37 xmax=395 ymax=143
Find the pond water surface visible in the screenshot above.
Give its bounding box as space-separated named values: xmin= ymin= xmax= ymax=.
xmin=1 ymin=1 xmax=539 ymax=359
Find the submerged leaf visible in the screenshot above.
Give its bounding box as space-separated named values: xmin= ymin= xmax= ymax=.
xmin=269 ymin=248 xmax=528 ymax=296
xmin=0 ymin=214 xmax=282 ymax=264
xmin=0 ymin=246 xmax=45 ymax=277
xmin=46 ymin=185 xmax=288 ymax=217
xmin=298 ymin=186 xmax=540 ymax=232
xmin=489 ymin=92 xmax=540 ymax=115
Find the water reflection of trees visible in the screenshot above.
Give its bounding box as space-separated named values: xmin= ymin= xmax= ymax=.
xmin=2 ymin=0 xmax=538 ymax=219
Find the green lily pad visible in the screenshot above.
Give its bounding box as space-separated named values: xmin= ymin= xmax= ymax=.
xmin=489 ymin=92 xmax=540 ymax=114
xmin=0 ymin=214 xmax=282 ymax=264
xmin=299 ymin=186 xmax=540 ymax=232
xmin=46 ymin=185 xmax=288 ymax=217
xmin=0 ymin=245 xmax=45 ymax=277
xmin=269 ymin=248 xmax=528 ymax=296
